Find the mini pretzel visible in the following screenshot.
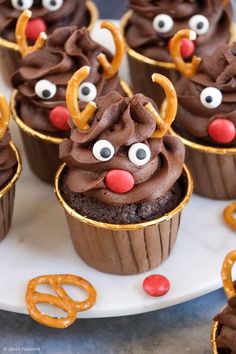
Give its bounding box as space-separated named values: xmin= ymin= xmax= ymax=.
xmin=0 ymin=93 xmax=10 ymax=140
xmin=26 ymin=274 xmax=97 ymax=329
xmin=224 ymin=203 xmax=236 ymax=231
xmin=221 ymin=251 xmax=236 ymax=300
xmin=66 ymin=66 xmax=97 ymax=130
xmin=169 ymin=29 xmax=202 ymax=79
xmin=97 ymin=21 xmax=125 ymax=79
xmin=145 ymin=74 xmax=177 ymax=138
xmin=16 ymin=10 xmax=47 ymax=57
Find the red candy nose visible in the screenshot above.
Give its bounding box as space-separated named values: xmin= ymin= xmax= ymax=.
xmin=49 ymin=106 xmax=70 ymax=131
xmin=180 ymin=38 xmax=195 ymax=59
xmin=105 ymin=170 xmax=134 ymax=194
xmin=208 ymin=118 xmax=236 ymax=144
xmin=26 ymin=18 xmax=47 ymax=41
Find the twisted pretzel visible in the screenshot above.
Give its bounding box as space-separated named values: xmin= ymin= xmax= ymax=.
xmin=221 ymin=251 xmax=236 ymax=300
xmin=224 ymin=203 xmax=236 ymax=231
xmin=0 ymin=93 xmax=10 ymax=140
xmin=145 ymin=74 xmax=177 ymax=138
xmin=66 ymin=66 xmax=97 ymax=130
xmin=169 ymin=29 xmax=202 ymax=79
xmin=26 ymin=274 xmax=97 ymax=328
xmin=16 ymin=10 xmax=47 ymax=57
xmin=97 ymin=21 xmax=125 ymax=79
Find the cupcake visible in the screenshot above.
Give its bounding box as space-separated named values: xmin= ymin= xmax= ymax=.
xmin=212 ymin=251 xmax=236 ymax=354
xmin=0 ymin=0 xmax=98 ymax=84
xmin=11 ymin=11 xmax=131 ymax=184
xmin=0 ymin=93 xmax=22 ymax=240
xmin=168 ymin=29 xmax=236 ymax=200
xmin=54 ymin=66 xmax=193 ymax=276
xmin=121 ymin=0 xmax=234 ymax=105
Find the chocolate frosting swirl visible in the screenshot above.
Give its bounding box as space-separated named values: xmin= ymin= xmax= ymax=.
xmin=60 ymin=92 xmax=185 ymax=205
xmin=12 ymin=26 xmax=124 ymax=136
xmin=125 ymin=0 xmax=233 ymax=62
xmin=0 ymin=0 xmax=90 ymax=42
xmin=174 ymin=43 xmax=236 ymax=147
xmin=0 ymin=131 xmax=17 ymax=189
xmin=214 ymin=294 xmax=236 ymax=353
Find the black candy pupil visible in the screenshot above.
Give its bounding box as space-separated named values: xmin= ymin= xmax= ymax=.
xmin=50 ymin=0 xmax=57 ymax=5
xmin=136 ymin=149 xmax=147 ymax=160
xmin=42 ymin=89 xmax=51 ymax=98
xmin=82 ymin=87 xmax=91 ymax=96
xmin=205 ymin=96 xmax=213 ymax=104
xmin=197 ymin=22 xmax=204 ymax=30
xmin=158 ymin=20 xmax=165 ymax=28
xmin=100 ymin=147 xmax=111 ymax=159
xmin=18 ymin=0 xmax=24 ymax=6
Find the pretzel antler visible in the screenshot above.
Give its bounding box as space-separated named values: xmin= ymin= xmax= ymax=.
xmin=0 ymin=93 xmax=10 ymax=140
xmin=97 ymin=21 xmax=125 ymax=79
xmin=15 ymin=10 xmax=47 ymax=57
xmin=169 ymin=29 xmax=202 ymax=79
xmin=66 ymin=66 xmax=97 ymax=130
xmin=145 ymin=74 xmax=177 ymax=138
xmin=221 ymin=251 xmax=236 ymax=300
xmin=224 ymin=202 xmax=236 ymax=231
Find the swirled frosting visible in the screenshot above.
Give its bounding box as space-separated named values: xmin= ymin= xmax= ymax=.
xmin=125 ymin=0 xmax=233 ymax=62
xmin=0 ymin=0 xmax=90 ymax=42
xmin=0 ymin=131 xmax=17 ymax=189
xmin=12 ymin=26 xmax=125 ymax=136
xmin=60 ymin=92 xmax=185 ymax=206
xmin=214 ymin=294 xmax=236 ymax=353
xmin=174 ymin=43 xmax=236 ymax=147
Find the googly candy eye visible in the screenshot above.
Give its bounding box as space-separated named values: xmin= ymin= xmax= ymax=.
xmin=35 ymin=80 xmax=57 ymax=100
xmin=189 ymin=15 xmax=209 ymax=35
xmin=11 ymin=0 xmax=33 ymax=10
xmin=42 ymin=0 xmax=64 ymax=11
xmin=128 ymin=143 xmax=151 ymax=166
xmin=78 ymin=82 xmax=97 ymax=103
xmin=153 ymin=14 xmax=174 ymax=34
xmin=93 ymin=140 xmax=115 ymax=162
xmin=200 ymin=87 xmax=223 ymax=109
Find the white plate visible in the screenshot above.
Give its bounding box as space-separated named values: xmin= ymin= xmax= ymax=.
xmin=0 ymin=21 xmax=235 ymax=319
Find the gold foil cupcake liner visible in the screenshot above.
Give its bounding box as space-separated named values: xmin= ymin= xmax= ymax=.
xmin=0 ymin=0 xmax=99 ymax=52
xmin=211 ymin=320 xmax=219 ymax=354
xmin=54 ymin=163 xmax=193 ymax=231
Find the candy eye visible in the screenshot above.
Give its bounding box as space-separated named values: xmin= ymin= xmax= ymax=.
xmin=189 ymin=15 xmax=209 ymax=35
xmin=153 ymin=14 xmax=174 ymax=34
xmin=35 ymin=80 xmax=57 ymax=100
xmin=200 ymin=87 xmax=223 ymax=109
xmin=11 ymin=0 xmax=33 ymax=10
xmin=78 ymin=82 xmax=97 ymax=103
xmin=128 ymin=143 xmax=151 ymax=166
xmin=93 ymin=140 xmax=115 ymax=162
xmin=42 ymin=0 xmax=64 ymax=11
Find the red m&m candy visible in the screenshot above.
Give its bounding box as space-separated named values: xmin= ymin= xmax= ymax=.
xmin=208 ymin=118 xmax=236 ymax=144
xmin=143 ymin=274 xmax=170 ymax=297
xmin=26 ymin=18 xmax=47 ymax=41
xmin=105 ymin=170 xmax=134 ymax=194
xmin=49 ymin=106 xmax=70 ymax=131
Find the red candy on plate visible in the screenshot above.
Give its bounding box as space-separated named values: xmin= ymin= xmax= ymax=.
xmin=143 ymin=275 xmax=170 ymax=297
xmin=208 ymin=118 xmax=236 ymax=144
xmin=105 ymin=170 xmax=134 ymax=194
xmin=49 ymin=106 xmax=70 ymax=131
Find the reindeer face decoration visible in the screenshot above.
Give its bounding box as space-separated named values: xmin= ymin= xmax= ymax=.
xmin=60 ymin=66 xmax=184 ymax=213
xmin=125 ymin=0 xmax=233 ymax=62
xmin=12 ymin=12 xmax=125 ymax=136
xmin=0 ymin=0 xmax=94 ymax=44
xmin=170 ymin=30 xmax=236 ymax=147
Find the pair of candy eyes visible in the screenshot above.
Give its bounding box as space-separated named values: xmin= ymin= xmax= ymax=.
xmin=153 ymin=14 xmax=209 ymax=36
xmin=93 ymin=140 xmax=151 ymax=166
xmin=11 ymin=0 xmax=63 ymax=11
xmin=35 ymin=79 xmax=97 ymax=103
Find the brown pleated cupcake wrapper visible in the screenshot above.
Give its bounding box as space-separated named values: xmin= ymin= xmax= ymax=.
xmin=121 ymin=11 xmax=236 ymax=106
xmin=54 ymin=164 xmax=193 ymax=276
xmin=0 ymin=142 xmax=22 ymax=241
xmin=170 ymin=127 xmax=236 ymax=200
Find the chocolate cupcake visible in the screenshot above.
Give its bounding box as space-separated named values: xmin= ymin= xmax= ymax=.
xmin=121 ymin=0 xmax=234 ymax=105
xmin=11 ymin=12 xmax=131 ymax=184
xmin=54 ymin=66 xmax=193 ymax=275
xmin=168 ymin=30 xmax=236 ymax=199
xmin=0 ymin=0 xmax=98 ymax=85
xmin=212 ymin=251 xmax=236 ymax=354
xmin=0 ymin=94 xmax=22 ymax=240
